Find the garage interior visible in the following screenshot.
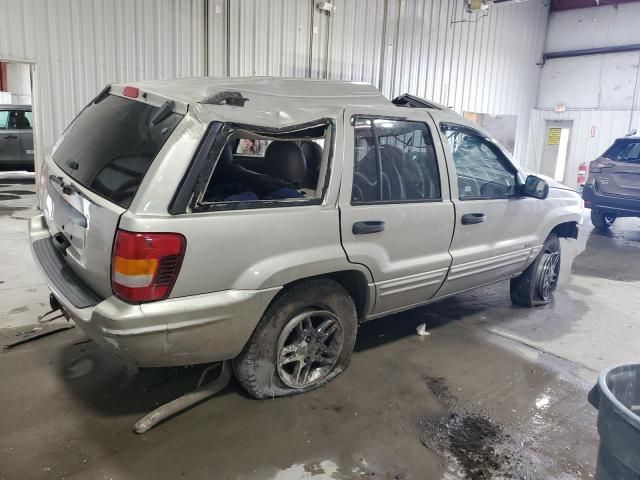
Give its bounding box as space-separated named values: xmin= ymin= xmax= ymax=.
xmin=1 ymin=1 xmax=640 ymax=479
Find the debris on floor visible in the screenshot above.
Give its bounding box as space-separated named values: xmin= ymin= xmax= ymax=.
xmin=416 ymin=323 xmax=430 ymax=336
xmin=3 ymin=324 xmax=75 ymax=349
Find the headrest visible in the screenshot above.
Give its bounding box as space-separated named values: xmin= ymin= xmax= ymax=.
xmin=300 ymin=141 xmax=323 ymax=171
xmin=264 ymin=141 xmax=307 ymax=186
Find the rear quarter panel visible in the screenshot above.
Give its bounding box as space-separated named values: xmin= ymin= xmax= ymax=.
xmin=123 ymin=109 xmax=365 ymax=297
xmin=119 ymin=206 xmax=359 ymax=296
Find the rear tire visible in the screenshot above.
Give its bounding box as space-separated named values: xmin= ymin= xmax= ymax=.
xmin=510 ymin=234 xmax=561 ymax=307
xmin=233 ymin=279 xmax=357 ymax=399
xmin=591 ymin=209 xmax=616 ymax=230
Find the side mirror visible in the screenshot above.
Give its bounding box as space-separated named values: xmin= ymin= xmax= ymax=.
xmin=523 ymin=175 xmax=549 ymax=200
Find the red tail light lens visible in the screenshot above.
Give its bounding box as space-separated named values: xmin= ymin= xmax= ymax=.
xmin=123 ymin=86 xmax=140 ymax=98
xmin=112 ymin=230 xmax=186 ymax=303
xmin=589 ymin=160 xmax=614 ymax=173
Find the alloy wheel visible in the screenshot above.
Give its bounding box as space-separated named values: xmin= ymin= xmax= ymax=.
xmin=603 ymin=213 xmax=616 ymax=227
xmin=276 ymin=310 xmax=344 ymax=389
xmin=537 ymin=251 xmax=561 ymax=301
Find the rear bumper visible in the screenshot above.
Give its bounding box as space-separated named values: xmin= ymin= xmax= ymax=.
xmin=582 ymin=185 xmax=640 ymax=217
xmin=29 ymin=215 xmax=280 ymax=367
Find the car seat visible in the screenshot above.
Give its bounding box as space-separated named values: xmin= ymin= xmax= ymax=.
xmin=300 ymin=141 xmax=323 ymax=189
xmin=264 ymin=141 xmax=308 ymax=188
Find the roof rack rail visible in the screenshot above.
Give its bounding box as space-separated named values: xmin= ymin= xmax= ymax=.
xmin=201 ymin=91 xmax=249 ymax=107
xmin=392 ymin=93 xmax=441 ymax=110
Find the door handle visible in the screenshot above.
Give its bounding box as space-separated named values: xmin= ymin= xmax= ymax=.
xmin=353 ymin=221 xmax=385 ymax=235
xmin=461 ymin=213 xmax=486 ymax=225
xmin=4 ymin=135 xmax=18 ymax=140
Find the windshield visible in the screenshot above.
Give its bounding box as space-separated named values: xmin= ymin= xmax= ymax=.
xmin=603 ymin=139 xmax=640 ymax=163
xmin=52 ymin=95 xmax=183 ymax=208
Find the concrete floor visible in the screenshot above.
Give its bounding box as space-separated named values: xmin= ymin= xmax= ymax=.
xmin=1 ymin=173 xmax=639 ymax=479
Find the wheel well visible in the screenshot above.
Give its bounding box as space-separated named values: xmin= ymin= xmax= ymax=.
xmin=268 ymin=271 xmax=370 ymax=321
xmin=326 ymin=270 xmax=369 ymax=320
xmin=551 ymin=221 xmax=579 ymax=240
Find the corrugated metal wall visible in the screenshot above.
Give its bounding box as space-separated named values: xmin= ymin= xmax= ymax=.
xmin=526 ymin=109 xmax=636 ymax=188
xmin=0 ymin=0 xmax=205 ymax=163
xmin=0 ymin=0 xmax=549 ymax=167
xmin=325 ymin=0 xmax=387 ymax=87
xmin=228 ymin=0 xmax=311 ymax=77
xmin=322 ymin=0 xmax=549 ymax=161
xmin=217 ymin=0 xmax=549 ymax=161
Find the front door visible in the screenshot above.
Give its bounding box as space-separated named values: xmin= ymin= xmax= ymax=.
xmin=339 ymin=107 xmax=455 ymax=316
xmin=434 ymin=122 xmax=540 ymax=298
xmin=0 ymin=109 xmax=21 ymax=164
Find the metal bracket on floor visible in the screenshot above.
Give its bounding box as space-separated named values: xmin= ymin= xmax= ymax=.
xmin=37 ymin=309 xmax=65 ymax=324
xmin=38 ymin=294 xmax=67 ymax=324
xmin=133 ymin=360 xmax=232 ymax=434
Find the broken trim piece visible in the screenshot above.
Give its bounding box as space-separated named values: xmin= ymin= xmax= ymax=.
xmin=133 ymin=361 xmax=231 ymax=434
xmin=201 ymin=91 xmax=249 ymax=107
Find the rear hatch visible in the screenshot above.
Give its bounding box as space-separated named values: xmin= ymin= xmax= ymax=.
xmin=39 ymin=92 xmax=184 ymax=298
xmin=596 ymin=138 xmax=640 ymax=197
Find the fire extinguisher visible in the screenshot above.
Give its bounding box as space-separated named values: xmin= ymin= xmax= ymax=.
xmin=577 ymin=162 xmax=587 ymax=186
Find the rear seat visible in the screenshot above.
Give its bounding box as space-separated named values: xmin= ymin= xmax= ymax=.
xmin=206 ymin=142 xmax=311 ymax=201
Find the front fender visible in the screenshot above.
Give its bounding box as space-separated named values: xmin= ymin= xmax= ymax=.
xmin=538 ymin=187 xmax=583 ymax=241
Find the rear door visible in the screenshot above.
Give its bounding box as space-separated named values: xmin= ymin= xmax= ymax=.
xmin=40 ymin=93 xmax=183 ymax=297
xmin=17 ymin=110 xmax=34 ymax=165
xmin=0 ymin=109 xmax=22 ymax=164
xmin=339 ymin=106 xmax=454 ymax=316
xmin=434 ymin=121 xmax=539 ymax=298
xmin=598 ymin=139 xmax=640 ymax=197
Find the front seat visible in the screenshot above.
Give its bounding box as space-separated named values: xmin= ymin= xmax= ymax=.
xmin=264 ymin=141 xmax=308 ymax=188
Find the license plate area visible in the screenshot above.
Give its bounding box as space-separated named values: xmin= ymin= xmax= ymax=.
xmin=45 ymin=180 xmax=88 ymax=258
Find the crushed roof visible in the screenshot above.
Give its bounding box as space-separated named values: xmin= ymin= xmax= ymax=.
xmin=121 ymin=76 xmax=391 ymax=108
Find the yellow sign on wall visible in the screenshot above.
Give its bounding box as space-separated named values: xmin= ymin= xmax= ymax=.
xmin=548 ymin=128 xmax=561 ymax=145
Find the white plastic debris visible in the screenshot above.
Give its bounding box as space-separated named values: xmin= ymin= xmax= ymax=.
xmin=416 ymin=323 xmax=430 ymax=336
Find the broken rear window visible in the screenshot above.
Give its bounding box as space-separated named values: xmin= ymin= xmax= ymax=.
xmin=199 ymin=123 xmax=331 ymax=206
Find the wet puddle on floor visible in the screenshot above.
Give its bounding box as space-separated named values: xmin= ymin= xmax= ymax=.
xmin=2 ymin=189 xmax=35 ymax=196
xmin=417 ymin=375 xmax=587 ymax=480
xmin=267 ymin=460 xmax=372 ymax=480
xmin=0 ymin=193 xmax=21 ymax=201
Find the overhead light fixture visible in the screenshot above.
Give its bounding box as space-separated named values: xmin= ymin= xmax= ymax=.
xmin=317 ymin=1 xmax=335 ymax=13
xmin=465 ymin=0 xmax=491 ymax=13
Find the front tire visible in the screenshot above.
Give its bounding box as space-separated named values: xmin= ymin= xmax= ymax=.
xmin=510 ymin=234 xmax=561 ymax=307
xmin=233 ymin=279 xmax=358 ymax=399
xmin=591 ymin=209 xmax=616 ymax=230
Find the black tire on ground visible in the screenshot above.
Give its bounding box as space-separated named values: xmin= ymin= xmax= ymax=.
xmin=591 ymin=209 xmax=616 ymax=230
xmin=510 ymin=233 xmax=561 ymax=307
xmin=233 ymin=279 xmax=358 ymax=399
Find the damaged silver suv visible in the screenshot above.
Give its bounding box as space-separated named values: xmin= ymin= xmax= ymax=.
xmin=30 ymin=78 xmax=582 ymax=398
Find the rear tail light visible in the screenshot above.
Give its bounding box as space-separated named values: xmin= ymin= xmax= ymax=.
xmin=112 ymin=230 xmax=186 ymax=303
xmin=589 ymin=160 xmax=614 ymax=173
